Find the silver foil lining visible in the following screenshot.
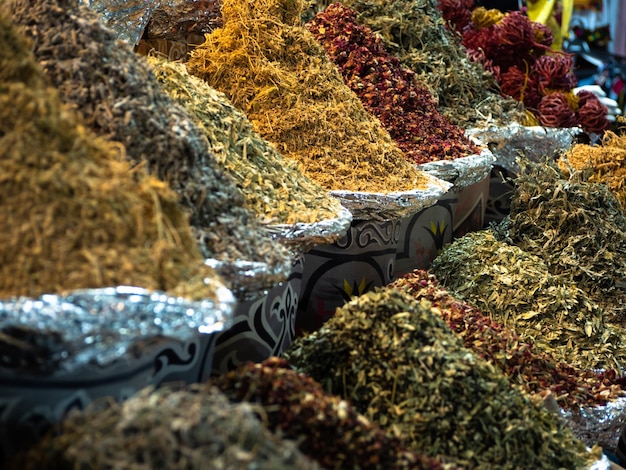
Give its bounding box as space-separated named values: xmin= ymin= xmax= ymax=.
xmin=79 ymin=0 xmax=181 ymax=45
xmin=561 ymin=396 xmax=626 ymax=455
xmin=417 ymin=147 xmax=495 ymax=190
xmin=465 ymin=123 xmax=582 ymax=174
xmin=0 ymin=284 xmax=235 ymax=373
xmin=330 ymin=173 xmax=452 ymax=221
xmin=265 ymin=206 xmax=353 ymax=252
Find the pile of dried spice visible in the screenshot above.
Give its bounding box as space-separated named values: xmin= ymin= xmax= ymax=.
xmin=146 ymin=55 xmax=344 ymax=226
xmin=438 ymin=4 xmax=610 ymax=134
xmin=390 ymin=270 xmax=625 ymax=410
xmin=11 ymin=384 xmax=320 ymax=469
xmin=560 ymin=126 xmax=626 ymax=210
xmin=210 ymin=357 xmax=448 ymax=469
xmin=430 ymin=230 xmax=626 ymax=370
xmin=499 ymin=159 xmax=626 ymax=324
xmin=0 ymin=14 xmax=219 ymax=301
xmin=186 ymin=0 xmax=434 ymax=194
xmin=8 ymin=0 xmax=292 ymax=282
xmin=308 ymin=0 xmax=526 ymax=128
xmin=307 ymin=3 xmax=480 ymax=165
xmin=286 ymin=289 xmax=598 ymax=469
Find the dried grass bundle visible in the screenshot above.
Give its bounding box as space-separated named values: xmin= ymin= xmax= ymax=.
xmin=0 ymin=16 xmax=219 ymax=301
xmin=187 ymin=0 xmax=432 ymax=193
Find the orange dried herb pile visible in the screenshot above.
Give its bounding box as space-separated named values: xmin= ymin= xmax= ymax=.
xmin=0 ymin=14 xmax=220 ymax=301
xmin=186 ymin=0 xmax=433 ymax=193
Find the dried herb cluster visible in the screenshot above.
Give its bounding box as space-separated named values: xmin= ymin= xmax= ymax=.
xmin=307 ymin=3 xmax=479 ymax=164
xmin=286 ymin=289 xmax=596 ymax=469
xmin=11 ymin=384 xmax=320 ymax=470
xmin=309 ymin=0 xmax=526 ymax=128
xmin=499 ymin=159 xmax=626 ymax=324
xmin=391 ymin=270 xmax=625 ymax=409
xmin=431 ymin=230 xmax=626 ymax=370
xmin=439 ymin=5 xmax=610 ymax=134
xmin=210 ymin=357 xmax=446 ymax=469
xmin=187 ymin=0 xmax=433 ymax=193
xmin=0 ymin=13 xmax=218 ymax=301
xmin=147 ymin=55 xmax=344 ymax=226
xmin=8 ymin=0 xmax=291 ymax=277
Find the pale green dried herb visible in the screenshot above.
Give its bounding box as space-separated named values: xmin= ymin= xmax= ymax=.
xmin=431 ymin=230 xmax=626 ymax=370
xmin=286 ymin=288 xmax=597 ymax=469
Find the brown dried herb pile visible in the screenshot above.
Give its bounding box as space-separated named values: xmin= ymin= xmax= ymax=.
xmin=8 ymin=0 xmax=291 ymax=278
xmin=390 ymin=270 xmax=625 ymax=410
xmin=210 ymin=357 xmax=447 ymax=469
xmin=11 ymin=384 xmax=320 ymax=470
xmin=186 ymin=0 xmax=433 ymax=193
xmin=286 ymin=289 xmax=598 ymax=469
xmin=0 ymin=14 xmax=219 ymax=301
xmin=147 ymin=55 xmax=344 ymax=226
xmin=309 ymin=0 xmax=526 ymax=128
xmin=561 ymin=128 xmax=626 ymax=210
xmin=498 ymin=159 xmax=626 ymax=323
xmin=431 ymin=230 xmax=626 ymax=370
xmin=307 ymin=3 xmax=479 ymax=165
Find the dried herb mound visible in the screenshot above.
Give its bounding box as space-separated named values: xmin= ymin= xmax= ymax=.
xmin=431 ymin=230 xmax=626 ymax=370
xmin=286 ymin=289 xmax=596 ymax=469
xmin=11 ymin=385 xmax=320 ymax=470
xmin=307 ymin=3 xmax=479 ymax=164
xmin=309 ymin=0 xmax=526 ymax=128
xmin=441 ymin=5 xmax=610 ymax=134
xmin=391 ymin=270 xmax=625 ymax=410
xmin=8 ymin=0 xmax=290 ymax=275
xmin=187 ymin=0 xmax=433 ymax=193
xmin=147 ymin=55 xmax=344 ymax=225
xmin=210 ymin=357 xmax=446 ymax=470
xmin=0 ymin=14 xmax=218 ymax=301
xmin=500 ymin=159 xmax=626 ymax=324
xmin=561 ymin=130 xmax=626 ymax=211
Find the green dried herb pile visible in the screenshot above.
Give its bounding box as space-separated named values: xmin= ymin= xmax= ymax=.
xmin=499 ymin=159 xmax=626 ymax=323
xmin=210 ymin=357 xmax=447 ymax=469
xmin=187 ymin=0 xmax=433 ymax=193
xmin=11 ymin=384 xmax=320 ymax=470
xmin=147 ymin=55 xmax=343 ymax=226
xmin=561 ymin=128 xmax=626 ymax=212
xmin=8 ymin=0 xmax=289 ymax=271
xmin=307 ymin=3 xmax=479 ymax=165
xmin=391 ymin=270 xmax=625 ymax=409
xmin=286 ymin=289 xmax=596 ymax=469
xmin=309 ymin=0 xmax=526 ymax=128
xmin=431 ymin=230 xmax=626 ymax=370
xmin=0 ymin=14 xmax=218 ymax=301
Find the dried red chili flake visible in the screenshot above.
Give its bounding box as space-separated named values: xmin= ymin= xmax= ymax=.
xmin=390 ymin=270 xmax=625 ymax=410
xmin=307 ymin=3 xmax=479 ymax=164
xmin=210 ymin=357 xmax=447 ymax=470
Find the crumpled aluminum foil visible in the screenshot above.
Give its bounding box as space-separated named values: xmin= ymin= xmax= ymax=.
xmin=205 ymin=256 xmax=294 ymax=303
xmin=465 ymin=123 xmax=582 ymax=174
xmin=0 ymin=284 xmax=234 ymax=374
xmin=417 ymin=147 xmax=496 ymax=190
xmin=78 ymin=0 xmax=182 ymax=45
xmin=561 ymin=396 xmax=626 ymax=455
xmin=265 ymin=206 xmax=353 ymax=253
xmin=330 ymin=173 xmax=452 ymax=222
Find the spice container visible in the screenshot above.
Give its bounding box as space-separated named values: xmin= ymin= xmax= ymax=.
xmin=0 ymin=285 xmax=235 ymax=464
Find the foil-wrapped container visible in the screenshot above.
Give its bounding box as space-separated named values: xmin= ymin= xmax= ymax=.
xmin=561 ymin=396 xmax=626 ymax=455
xmin=465 ymin=123 xmax=582 ymax=174
xmin=78 ymin=0 xmax=178 ymax=45
xmin=266 ymin=206 xmax=353 ymax=254
xmin=329 ymin=173 xmax=452 ymax=222
xmin=205 ymin=255 xmax=293 ymax=303
xmin=0 ymin=283 xmax=235 ymax=461
xmin=416 ymin=147 xmax=496 ymax=190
